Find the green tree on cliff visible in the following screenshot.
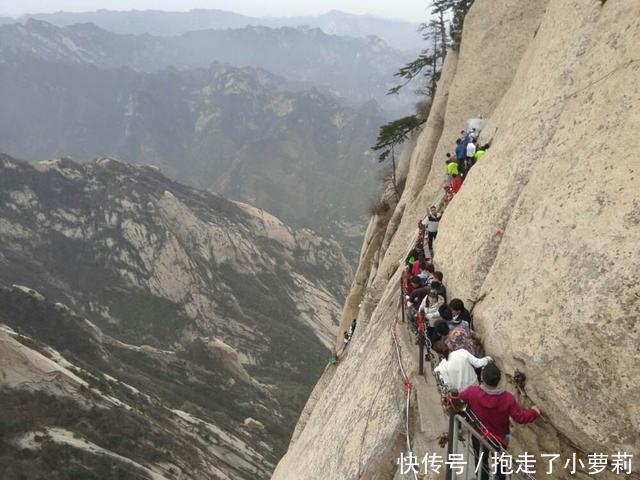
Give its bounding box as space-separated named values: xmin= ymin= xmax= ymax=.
xmin=387 ymin=0 xmax=477 ymax=97
xmin=448 ymin=0 xmax=475 ymax=48
xmin=373 ymin=0 xmax=476 ymax=195
xmin=371 ymin=115 xmax=425 ymax=197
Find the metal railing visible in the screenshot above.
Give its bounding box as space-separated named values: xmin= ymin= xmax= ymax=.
xmin=447 ymin=413 xmax=513 ymax=480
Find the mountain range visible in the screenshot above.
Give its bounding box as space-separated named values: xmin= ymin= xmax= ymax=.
xmin=15 ymin=9 xmax=422 ymax=52
xmin=0 ymin=19 xmax=413 ymax=112
xmin=0 ymin=153 xmax=352 ymax=478
xmin=0 ymin=10 xmax=411 ymax=477
xmin=0 ymin=20 xmax=389 ymax=252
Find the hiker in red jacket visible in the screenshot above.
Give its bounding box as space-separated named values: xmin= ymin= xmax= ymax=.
xmin=451 ymin=173 xmax=463 ymax=194
xmin=460 ymin=362 xmax=540 ymax=480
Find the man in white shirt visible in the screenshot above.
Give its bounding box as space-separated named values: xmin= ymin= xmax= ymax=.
xmin=433 ymin=342 xmax=492 ymax=393
xmin=422 ymin=205 xmax=442 ymax=254
xmin=466 ymin=139 xmax=477 ymax=171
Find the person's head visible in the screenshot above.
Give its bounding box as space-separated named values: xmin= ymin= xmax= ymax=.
xmin=425 ymin=263 xmax=435 ymax=274
xmin=452 ymin=173 xmax=458 ymax=178
xmin=449 ymin=298 xmax=465 ymax=315
xmin=410 ymin=276 xmax=422 ymax=287
xmin=446 ymin=152 xmax=452 ymax=159
xmin=430 ymin=206 xmax=437 ymax=214
xmin=460 ymin=130 xmax=466 ymax=136
xmin=472 ymin=128 xmax=476 ymax=133
xmin=438 ymin=305 xmax=453 ymax=321
xmin=483 ymin=144 xmax=490 ymax=150
xmin=433 ymin=271 xmax=444 ymax=283
xmin=419 ymin=260 xmax=428 ymax=272
xmin=482 ymin=362 xmax=502 ymax=387
xmin=434 ymin=319 xmax=450 ymax=336
xmin=344 ymin=331 xmax=349 ymax=339
xmin=432 ymin=340 xmax=449 ymax=357
xmin=427 ymin=290 xmax=440 ymax=305
xmin=456 ymin=138 xmax=461 ymax=145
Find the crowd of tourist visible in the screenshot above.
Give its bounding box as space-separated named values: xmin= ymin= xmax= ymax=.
xmin=445 ymin=128 xmax=490 ymax=198
xmin=335 ymin=124 xmax=541 ymax=478
xmin=402 ymin=127 xmax=540 ymax=479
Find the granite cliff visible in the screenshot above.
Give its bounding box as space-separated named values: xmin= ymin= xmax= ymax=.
xmin=273 ymin=0 xmax=640 ymax=478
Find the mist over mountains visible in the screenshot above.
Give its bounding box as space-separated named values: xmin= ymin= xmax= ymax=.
xmin=0 ymin=19 xmax=399 ymax=250
xmin=0 ymin=19 xmax=413 ymax=112
xmin=16 ymin=8 xmax=422 ymax=51
xmin=0 ymin=7 xmax=417 ymax=478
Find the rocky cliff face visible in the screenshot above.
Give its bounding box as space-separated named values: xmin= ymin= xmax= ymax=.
xmin=0 ymin=153 xmax=351 ymax=478
xmin=273 ymin=1 xmax=640 ymax=478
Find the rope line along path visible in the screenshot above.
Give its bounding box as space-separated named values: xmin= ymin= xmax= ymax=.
xmin=398 ymin=276 xmax=539 ymax=480
xmin=397 ymin=196 xmax=540 ymax=480
xmin=391 ymin=318 xmax=419 ymax=480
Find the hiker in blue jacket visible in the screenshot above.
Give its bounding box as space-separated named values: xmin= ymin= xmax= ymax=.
xmin=455 ymin=138 xmax=467 ymax=174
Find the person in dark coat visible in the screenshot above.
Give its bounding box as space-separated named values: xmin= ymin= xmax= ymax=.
xmin=450 ymin=298 xmax=473 ymax=329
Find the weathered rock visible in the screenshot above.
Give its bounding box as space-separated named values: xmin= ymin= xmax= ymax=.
xmin=437 ymin=0 xmax=640 ymax=459
xmin=274 ymin=0 xmax=639 ymax=478
xmin=0 ymin=153 xmax=352 ymax=477
xmin=0 ymin=287 xmax=274 ymax=479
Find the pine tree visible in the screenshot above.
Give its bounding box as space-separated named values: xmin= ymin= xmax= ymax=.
xmin=387 ymin=3 xmax=449 ymax=98
xmin=387 ymin=0 xmax=476 ymax=97
xmin=374 ymin=0 xmax=476 ymax=195
xmin=371 ymin=115 xmax=425 ymax=196
xmin=372 ymin=116 xmax=425 ymax=162
xmin=449 ymin=0 xmax=475 ymax=49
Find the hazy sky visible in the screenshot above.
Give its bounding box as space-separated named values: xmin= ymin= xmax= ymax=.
xmin=0 ymin=0 xmax=431 ymax=21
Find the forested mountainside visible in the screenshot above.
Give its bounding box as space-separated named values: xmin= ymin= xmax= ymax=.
xmin=0 ymin=153 xmax=352 ymax=478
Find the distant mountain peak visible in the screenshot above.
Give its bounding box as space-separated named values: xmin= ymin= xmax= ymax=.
xmin=17 ymin=8 xmax=421 ymax=51
xmin=23 ymin=17 xmax=55 ymax=30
